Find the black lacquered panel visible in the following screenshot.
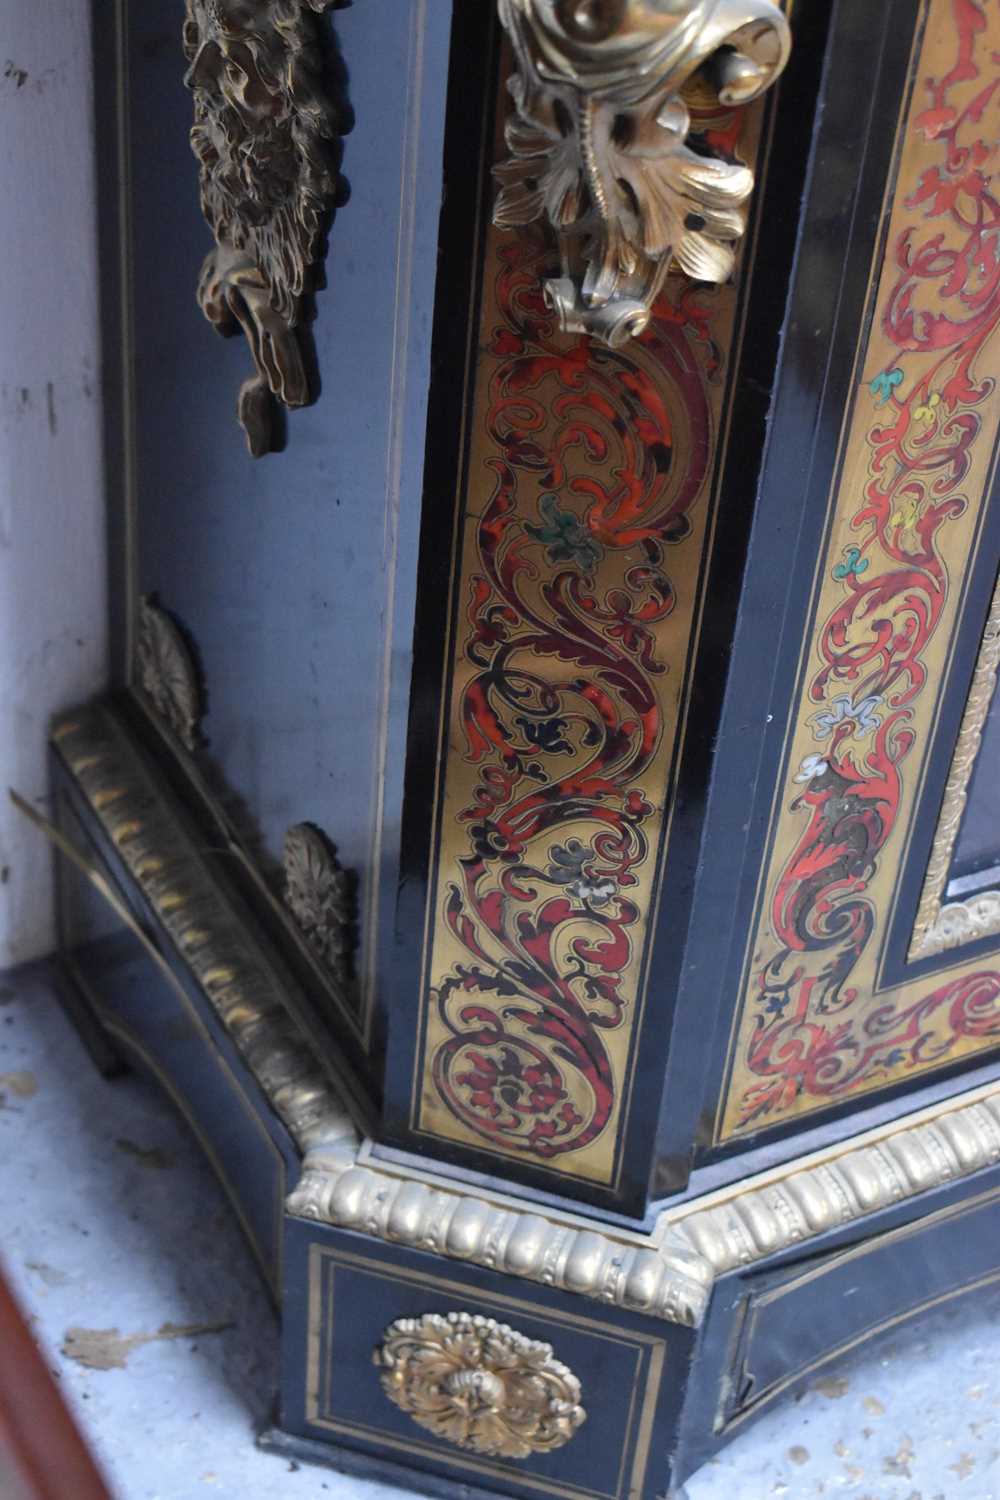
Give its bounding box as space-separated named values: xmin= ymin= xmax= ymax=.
xmin=281 ymin=1217 xmax=687 ymax=1500
xmin=114 ymin=1 xmax=453 ymax=1057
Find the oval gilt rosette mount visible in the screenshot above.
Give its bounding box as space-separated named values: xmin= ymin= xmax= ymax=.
xmin=494 ymin=0 xmax=791 ymax=345
xmin=373 ymin=1311 xmax=586 ymax=1459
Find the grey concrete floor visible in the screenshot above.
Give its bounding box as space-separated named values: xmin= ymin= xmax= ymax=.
xmin=3 ymin=964 xmax=1000 ymax=1500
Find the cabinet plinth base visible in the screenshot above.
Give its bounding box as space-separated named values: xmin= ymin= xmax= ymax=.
xmin=47 ymin=700 xmax=1000 ymax=1500
xmin=257 ymin=1425 xmax=580 ymax=1500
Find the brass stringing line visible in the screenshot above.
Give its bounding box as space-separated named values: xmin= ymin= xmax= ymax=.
xmin=721 ymin=1195 xmax=1000 ymax=1431
xmin=95 ymin=1011 xmax=282 ymax=1298
xmin=57 ymin=902 xmax=289 ymax=1294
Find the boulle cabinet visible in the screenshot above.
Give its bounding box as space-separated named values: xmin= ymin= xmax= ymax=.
xmin=44 ymin=1 xmax=1000 ymax=1495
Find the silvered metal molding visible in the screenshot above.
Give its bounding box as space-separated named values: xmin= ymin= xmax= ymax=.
xmin=183 ymin=0 xmax=347 ymax=457
xmin=287 ymin=1080 xmax=1000 ymax=1327
xmin=493 ymin=0 xmax=791 ymax=345
xmin=51 ymin=704 xmax=1000 ymax=1333
xmin=288 ymin=1144 xmax=714 ymax=1326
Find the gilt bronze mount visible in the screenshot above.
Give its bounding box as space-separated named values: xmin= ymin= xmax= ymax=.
xmin=135 ymin=596 xmax=203 ymax=750
xmin=183 ymin=0 xmax=347 ymax=456
xmin=494 ymin=0 xmax=790 ymax=344
xmin=374 ymin=1311 xmax=587 ymax=1459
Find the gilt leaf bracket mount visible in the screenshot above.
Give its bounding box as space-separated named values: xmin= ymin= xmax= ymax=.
xmin=494 ymin=0 xmax=791 ymax=346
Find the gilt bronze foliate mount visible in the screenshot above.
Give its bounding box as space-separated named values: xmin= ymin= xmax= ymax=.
xmin=494 ymin=0 xmax=791 ymax=345
xmin=374 ymin=1312 xmax=586 ymax=1459
xmin=183 ymin=0 xmax=790 ymax=454
xmin=183 ymin=0 xmax=348 ymax=457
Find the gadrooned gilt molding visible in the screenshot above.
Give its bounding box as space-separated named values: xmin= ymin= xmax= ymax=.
xmin=674 ymin=1086 xmax=1000 ymax=1276
xmin=909 ymin=573 xmax=1000 ymax=959
xmin=288 ymin=1149 xmax=713 ymax=1326
xmin=374 ymin=1312 xmax=586 ymax=1458
xmin=915 ymin=889 xmax=1000 ymax=956
xmin=494 ymin=0 xmax=791 ymax=345
xmin=51 ymin=704 xmax=1000 ymax=1332
xmin=183 ymin=0 xmax=347 ymax=456
xmin=136 ymin=596 xmax=203 ymax=750
xmin=52 ymin=705 xmax=354 ymax=1156
xmin=288 ymin=1082 xmax=1000 ymax=1328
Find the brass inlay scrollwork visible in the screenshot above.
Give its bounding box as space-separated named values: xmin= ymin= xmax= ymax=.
xmin=374 ymin=1311 xmax=586 ymax=1458
xmin=717 ymin=0 xmax=1000 ymax=1137
xmin=183 ymin=0 xmax=347 ymax=456
xmin=494 ymin=0 xmax=790 ymax=345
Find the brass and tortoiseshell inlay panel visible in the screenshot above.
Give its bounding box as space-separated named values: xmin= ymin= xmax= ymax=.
xmin=411 ymin=64 xmax=771 ymax=1185
xmin=719 ymin=0 xmax=1000 ymax=1141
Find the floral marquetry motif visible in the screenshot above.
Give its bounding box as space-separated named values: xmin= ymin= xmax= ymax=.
xmin=373 ymin=1312 xmax=586 ymax=1458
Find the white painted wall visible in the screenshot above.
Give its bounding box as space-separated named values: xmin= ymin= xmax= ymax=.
xmin=0 ymin=0 xmax=107 ymax=967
